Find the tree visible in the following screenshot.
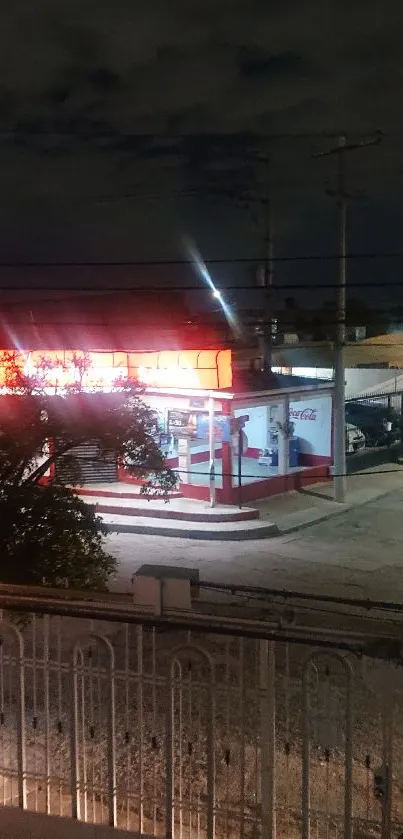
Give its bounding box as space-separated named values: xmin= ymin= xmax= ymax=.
xmin=0 ymin=352 xmax=177 ymax=589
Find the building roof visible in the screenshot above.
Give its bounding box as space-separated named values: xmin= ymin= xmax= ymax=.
xmin=231 ymin=367 xmax=333 ymax=395
xmin=272 ymin=342 xmax=335 ymax=369
xmin=272 ymin=333 xmax=403 ymax=370
xmin=346 ymin=333 xmax=403 ymax=368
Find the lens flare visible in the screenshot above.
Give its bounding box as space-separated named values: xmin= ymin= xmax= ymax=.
xmin=183 ymin=235 xmax=242 ymax=338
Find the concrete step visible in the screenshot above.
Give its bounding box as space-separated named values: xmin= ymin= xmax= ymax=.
xmin=83 ymin=495 xmax=260 ymax=523
xmin=77 ymin=486 xmax=183 ymax=500
xmin=101 ymin=513 xmax=278 ymax=540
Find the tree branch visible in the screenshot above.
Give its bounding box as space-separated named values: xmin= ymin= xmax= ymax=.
xmin=22 ymin=441 xmax=84 ymax=486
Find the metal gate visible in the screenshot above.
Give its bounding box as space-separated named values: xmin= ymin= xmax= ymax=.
xmin=346 ymin=390 xmax=403 ymax=413
xmin=56 ymin=441 xmax=118 ymax=484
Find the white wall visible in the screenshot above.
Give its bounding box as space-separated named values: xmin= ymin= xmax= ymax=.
xmin=234 ymin=397 xmax=332 ymax=457
xmin=234 ymin=405 xmax=269 ymax=450
xmin=291 ymin=367 xmax=333 ymax=380
xmin=146 ymin=393 xmax=332 ymax=458
xmin=275 ymin=366 xmax=403 ymax=398
xmin=345 ymin=369 xmax=403 ymax=398
xmin=289 ymin=395 xmax=332 ymax=456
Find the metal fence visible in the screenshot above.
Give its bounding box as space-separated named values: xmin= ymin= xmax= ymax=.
xmin=0 ymin=591 xmax=403 ymax=839
xmin=346 ymin=390 xmax=403 ymax=414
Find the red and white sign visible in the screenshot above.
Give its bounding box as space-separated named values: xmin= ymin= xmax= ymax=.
xmin=289 ymin=407 xmax=318 ymax=421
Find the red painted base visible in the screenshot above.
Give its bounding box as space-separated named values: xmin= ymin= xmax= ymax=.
xmin=228 ymin=465 xmax=331 ymax=503
xmin=177 ymin=465 xmax=331 ymax=504
xmin=116 ymin=462 xmax=331 ymax=504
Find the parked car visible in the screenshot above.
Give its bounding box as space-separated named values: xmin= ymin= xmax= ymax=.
xmin=345 ymin=401 xmax=401 ymax=447
xmin=346 ymin=422 xmax=366 ymax=454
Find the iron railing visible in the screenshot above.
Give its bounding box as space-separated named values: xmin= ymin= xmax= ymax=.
xmin=346 ymin=390 xmax=403 ymax=414
xmin=0 ymin=584 xmax=402 ymax=839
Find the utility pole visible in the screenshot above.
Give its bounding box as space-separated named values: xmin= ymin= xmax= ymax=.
xmin=264 ymin=168 xmax=274 ymax=370
xmin=314 ymin=132 xmax=381 ymax=503
xmin=256 ymin=155 xmax=274 ymax=371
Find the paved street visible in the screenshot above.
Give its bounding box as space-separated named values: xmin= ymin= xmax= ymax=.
xmin=108 ymin=486 xmax=403 ymax=602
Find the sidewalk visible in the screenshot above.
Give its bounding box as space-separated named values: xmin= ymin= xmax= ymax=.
xmin=97 ymin=465 xmax=403 ymax=539
xmin=255 ymin=464 xmax=403 ymax=535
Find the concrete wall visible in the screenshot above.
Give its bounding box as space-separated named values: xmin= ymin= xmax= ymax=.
xmin=283 ymin=366 xmax=403 ymax=398
xmin=345 ymin=369 xmax=403 ymax=398
xmin=234 ymin=404 xmax=269 ymax=451
xmin=234 ymin=397 xmax=332 ymax=459
xmin=289 ymin=395 xmax=332 ymax=458
xmin=0 ymin=807 xmax=150 ymax=839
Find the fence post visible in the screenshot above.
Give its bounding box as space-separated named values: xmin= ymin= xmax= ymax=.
xmin=260 ymin=640 xmax=276 ymax=839
xmin=15 ymin=627 xmax=27 ymax=810
xmin=381 ymin=695 xmax=393 ymax=839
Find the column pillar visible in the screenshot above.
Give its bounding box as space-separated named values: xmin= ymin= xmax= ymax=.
xmin=221 ymin=400 xmax=233 ymax=504
xmin=208 ymin=395 xmax=216 ymax=507
xmin=178 ymin=437 xmax=191 ymax=484
xmin=277 ymin=395 xmax=290 ymax=475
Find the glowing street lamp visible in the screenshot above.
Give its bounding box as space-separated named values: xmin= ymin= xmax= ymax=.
xmin=183 ymin=236 xmax=242 ymax=337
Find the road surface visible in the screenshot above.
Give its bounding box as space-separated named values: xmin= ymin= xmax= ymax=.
xmin=108 ymin=486 xmax=403 ymax=603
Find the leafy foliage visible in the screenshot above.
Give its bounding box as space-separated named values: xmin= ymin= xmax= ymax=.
xmin=0 ymin=353 xmax=177 ymax=589
xmin=0 ymin=484 xmax=115 ymax=589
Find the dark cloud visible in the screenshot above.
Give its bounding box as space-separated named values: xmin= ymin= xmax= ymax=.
xmin=0 ymin=0 xmax=399 ymax=299
xmin=0 ymin=0 xmax=398 ymax=134
xmin=239 ymin=51 xmax=309 ymax=81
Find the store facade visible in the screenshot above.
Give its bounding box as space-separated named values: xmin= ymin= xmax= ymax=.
xmin=0 ymin=347 xmax=334 ymax=504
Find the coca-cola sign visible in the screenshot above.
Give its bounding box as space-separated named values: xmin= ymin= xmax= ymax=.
xmin=289 ymin=407 xmax=318 ymax=421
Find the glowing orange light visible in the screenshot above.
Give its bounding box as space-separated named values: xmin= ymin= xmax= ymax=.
xmin=0 ymin=348 xmax=232 ymax=391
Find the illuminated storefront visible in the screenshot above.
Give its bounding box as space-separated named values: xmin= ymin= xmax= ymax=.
xmin=0 ymin=347 xmax=334 ymax=503
xmin=0 ymin=348 xmax=232 ymax=392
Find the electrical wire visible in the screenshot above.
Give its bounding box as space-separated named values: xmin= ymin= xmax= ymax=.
xmin=0 ymin=280 xmax=403 ymax=292
xmin=100 ymin=461 xmax=403 ymax=482
xmin=5 ymin=326 xmax=403 ymax=351
xmin=0 ymin=252 xmax=401 ymax=267
xmin=0 ymin=129 xmax=383 ymax=140
xmin=195 ymin=583 xmax=403 ymax=623
xmin=196 ymin=581 xmax=403 ymax=617
xmin=2 ymin=321 xmax=403 ymax=333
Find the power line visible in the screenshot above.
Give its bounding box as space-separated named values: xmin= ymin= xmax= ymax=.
xmin=0 ymin=129 xmax=382 ymax=139
xmin=0 ymin=281 xmax=403 ymax=293
xmin=0 ymin=252 xmax=402 ymax=268
xmin=4 ymin=312 xmax=403 ymax=325
xmin=101 ymin=462 xmax=403 ymax=482
xmin=196 ymin=580 xmax=403 ymax=614
xmin=206 ymin=591 xmax=403 ymax=624
xmin=186 ymin=582 xmax=403 ymax=625
xmin=4 ymin=322 xmax=403 ymax=335
xmin=0 ymin=182 xmax=368 ymax=205
xmin=271 ymin=341 xmax=403 ymax=347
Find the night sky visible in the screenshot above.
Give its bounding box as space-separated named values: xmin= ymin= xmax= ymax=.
xmin=0 ymin=1 xmax=402 ymax=311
